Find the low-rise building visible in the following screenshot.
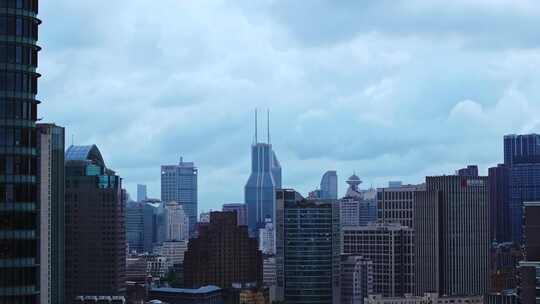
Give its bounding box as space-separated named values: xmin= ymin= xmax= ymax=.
xmin=365 ymin=293 xmax=483 ymax=304
xmin=148 ymin=286 xmax=223 ymax=304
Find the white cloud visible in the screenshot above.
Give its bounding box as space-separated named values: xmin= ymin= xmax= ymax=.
xmin=37 ymin=0 xmax=540 ymax=209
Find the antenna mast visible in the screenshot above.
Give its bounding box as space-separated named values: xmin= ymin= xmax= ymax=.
xmin=267 ymin=109 xmax=270 ymax=144
xmin=254 ymin=108 xmax=258 ymax=144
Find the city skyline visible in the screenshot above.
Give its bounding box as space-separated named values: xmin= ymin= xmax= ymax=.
xmin=37 ymin=1 xmax=540 ymax=212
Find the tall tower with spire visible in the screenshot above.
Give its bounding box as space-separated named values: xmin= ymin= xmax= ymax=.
xmin=245 ymin=110 xmax=282 ymax=235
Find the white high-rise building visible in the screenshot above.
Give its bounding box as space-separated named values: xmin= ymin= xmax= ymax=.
xmin=259 ymin=217 xmax=275 ymax=255
xmin=164 ymin=202 xmax=189 ymax=242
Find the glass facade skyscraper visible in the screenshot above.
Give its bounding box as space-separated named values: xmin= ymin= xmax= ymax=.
xmin=161 ymin=157 xmax=197 ymax=234
xmin=504 ymin=134 xmax=540 ymax=166
xmin=0 ymin=1 xmax=41 ymax=303
xmin=275 ymin=189 xmax=341 ymax=304
xmin=320 ymin=170 xmax=338 ymax=199
xmin=245 ymin=142 xmax=281 ymax=234
xmin=509 ymin=160 xmax=540 ymax=244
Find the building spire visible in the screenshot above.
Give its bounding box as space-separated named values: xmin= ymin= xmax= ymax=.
xmin=267 ymin=109 xmax=271 ymax=144
xmin=254 ymin=108 xmax=258 ymax=144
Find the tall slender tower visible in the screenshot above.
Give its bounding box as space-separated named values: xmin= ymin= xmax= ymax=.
xmin=245 ymin=110 xmax=282 ymax=234
xmin=37 ymin=124 xmax=65 ymax=304
xmin=161 ymin=157 xmax=198 ymax=234
xmin=0 ymin=1 xmax=41 ymax=303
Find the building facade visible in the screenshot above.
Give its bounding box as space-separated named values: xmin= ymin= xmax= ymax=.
xmin=136 ymin=184 xmax=147 ymax=202
xmin=365 ymin=293 xmax=483 ymax=304
xmin=143 ymin=200 xmax=165 ymax=253
xmin=341 ymin=255 xmax=373 ymax=304
xmin=64 ymin=145 xmax=126 ymax=303
xmin=504 ymin=134 xmax=540 ymax=166
xmin=148 ymin=286 xmax=223 ymax=304
xmin=183 ymin=211 xmax=262 ymax=289
xmin=508 ymin=160 xmax=540 ymax=244
xmin=320 ymin=170 xmax=338 ymax=199
xmin=222 ymin=203 xmax=248 ymax=226
xmin=377 ymin=182 xmax=424 ymax=228
xmin=414 ymin=174 xmax=490 ymax=296
xmin=126 ymin=201 xmax=145 ymax=253
xmin=160 ymin=240 xmax=188 ymax=268
xmin=489 ymin=164 xmax=511 ymax=243
xmin=342 ymin=223 xmax=414 ymax=297
xmin=164 ymin=202 xmax=189 ymax=242
xmin=0 ymin=1 xmax=41 ymax=302
xmin=523 ymin=202 xmax=540 ymax=261
xmin=258 ymin=216 xmax=275 ymax=255
xmin=275 ymin=189 xmax=341 ymax=304
xmin=37 ymin=124 xmax=65 ymax=304
xmin=161 ymin=157 xmax=198 ymax=233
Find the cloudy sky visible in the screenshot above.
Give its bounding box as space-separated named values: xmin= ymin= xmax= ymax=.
xmin=39 ymin=0 xmax=540 ymax=211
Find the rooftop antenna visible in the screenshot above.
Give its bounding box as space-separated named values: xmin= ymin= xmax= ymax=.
xmin=71 ymin=134 xmax=74 ymax=147
xmin=255 ymin=108 xmax=258 ymax=144
xmin=267 ymin=109 xmax=270 ymax=144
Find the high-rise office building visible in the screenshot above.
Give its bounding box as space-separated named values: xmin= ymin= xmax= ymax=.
xmin=414 ymin=174 xmax=489 ymax=296
xmin=377 ymin=182 xmax=424 ymax=228
xmin=161 ymin=157 xmax=198 ymax=233
xmin=340 ymin=198 xmax=361 ymax=227
xmin=143 ymin=200 xmax=165 ymax=253
xmin=222 ymin=203 xmax=248 ymax=226
xmin=275 ymin=189 xmax=341 ymax=304
xmin=489 ymin=164 xmax=511 ymax=243
xmin=183 ymin=211 xmax=262 ymax=289
xmin=0 ymin=1 xmax=41 ymax=302
xmin=341 ymin=255 xmax=374 ymax=304
xmin=160 ymin=240 xmax=188 ymax=268
xmin=504 ymin=134 xmax=540 ymax=166
xmin=320 ymin=170 xmax=338 ymax=199
xmin=342 ymin=223 xmax=414 ymax=297
xmin=136 ymin=184 xmax=147 ymax=202
xmin=126 ymin=201 xmax=145 ymax=253
xmin=64 ymin=145 xmax=126 ymax=303
xmin=245 ymin=110 xmax=282 ymax=235
xmin=509 ymin=159 xmax=540 ymax=244
xmin=37 ymin=124 xmax=65 ymax=304
xmin=163 ymin=201 xmax=189 ymax=242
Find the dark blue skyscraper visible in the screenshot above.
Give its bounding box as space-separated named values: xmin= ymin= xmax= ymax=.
xmin=245 ymin=110 xmax=281 ymax=234
xmin=509 ymin=159 xmax=540 ymax=244
xmin=489 ymin=164 xmax=511 ymax=243
xmin=0 ymin=1 xmax=41 ymax=302
xmin=275 ymin=189 xmax=341 ymax=303
xmin=504 ymin=134 xmax=540 ymax=166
